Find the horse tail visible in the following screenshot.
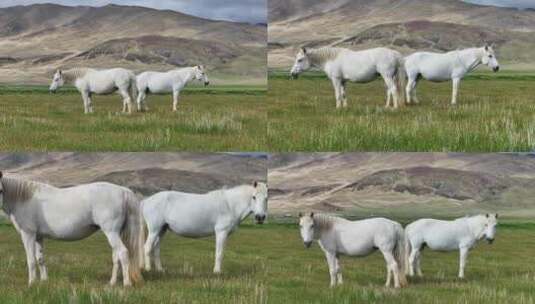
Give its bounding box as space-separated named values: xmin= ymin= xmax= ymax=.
xmin=122 ymin=190 xmax=144 ymax=284
xmin=404 ymin=227 xmax=411 ymax=276
xmin=128 ymin=71 xmax=138 ymax=103
xmin=393 ymin=223 xmax=408 ymax=287
xmin=394 ymin=53 xmax=406 ymax=106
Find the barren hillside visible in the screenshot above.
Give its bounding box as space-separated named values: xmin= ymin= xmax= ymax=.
xmin=268 ymin=153 xmax=535 ymax=218
xmin=0 ymin=4 xmax=266 ymax=84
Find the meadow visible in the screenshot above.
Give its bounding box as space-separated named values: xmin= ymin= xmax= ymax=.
xmin=0 ymin=85 xmax=266 ymax=151
xmin=268 ymin=71 xmax=535 ymax=151
xmin=1 ymin=218 xmax=534 ymax=304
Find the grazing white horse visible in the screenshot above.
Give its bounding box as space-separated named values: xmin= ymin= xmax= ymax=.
xmin=49 ymin=68 xmax=137 ymax=114
xmin=405 ymin=214 xmax=498 ymax=279
xmin=404 ymin=46 xmax=500 ymax=105
xmin=298 ymin=213 xmax=408 ymax=288
xmin=142 ymin=182 xmax=268 ymax=273
xmin=0 ymin=172 xmax=144 ymax=286
xmin=136 ymin=66 xmax=210 ymax=112
xmin=290 ymin=47 xmax=405 ymax=109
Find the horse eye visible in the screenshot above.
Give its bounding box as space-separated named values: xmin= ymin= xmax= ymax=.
xmin=489 ymin=55 xmax=493 ymax=58
xmin=298 ymin=59 xmax=303 ymax=63
xmin=252 ymin=196 xmax=256 ymax=200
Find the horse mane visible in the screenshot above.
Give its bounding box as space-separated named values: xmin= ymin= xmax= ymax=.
xmin=313 ymin=214 xmax=340 ymax=231
xmin=306 ymin=47 xmax=343 ymax=65
xmin=62 ymin=68 xmax=93 ymax=82
xmin=1 ymin=177 xmax=39 ymax=204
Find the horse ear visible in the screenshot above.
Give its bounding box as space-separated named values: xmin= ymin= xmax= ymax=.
xmin=253 ymin=181 xmax=258 ymax=188
xmin=298 ymin=212 xmax=303 ymax=218
xmin=0 ymin=171 xmax=3 ymax=179
xmin=310 ymin=212 xmax=314 ymax=218
xmin=485 ymin=45 xmax=489 ymax=51
xmin=486 ymin=213 xmax=489 ymax=218
xmin=495 ymin=213 xmax=499 ymax=219
xmin=301 ymin=47 xmax=307 ymax=54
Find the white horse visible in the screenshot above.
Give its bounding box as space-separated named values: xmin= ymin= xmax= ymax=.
xmin=298 ymin=213 xmax=408 ymax=288
xmin=404 ymin=46 xmax=500 ymax=105
xmin=290 ymin=47 xmax=405 ymax=109
xmin=0 ymin=172 xmax=144 ymax=286
xmin=136 ymin=66 xmax=210 ymax=112
xmin=49 ymin=68 xmax=137 ymax=114
xmin=142 ymin=181 xmax=268 ymax=273
xmin=405 ymin=214 xmax=498 ymax=279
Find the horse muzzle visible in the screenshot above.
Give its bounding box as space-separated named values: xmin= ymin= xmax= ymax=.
xmin=290 ymin=72 xmax=299 ymax=80
xmin=204 ymin=81 xmax=210 ymax=86
xmin=304 ymin=241 xmax=312 ymax=248
xmin=487 ymin=238 xmax=495 ymax=244
xmin=49 ymin=89 xmax=57 ymax=94
xmin=493 ymin=66 xmax=500 ymax=72
xmin=255 ymin=214 xmax=266 ymax=224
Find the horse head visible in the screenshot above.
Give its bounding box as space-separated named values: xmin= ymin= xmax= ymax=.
xmin=298 ymin=212 xmax=315 ymax=248
xmin=482 ymin=45 xmax=499 ymax=72
xmin=251 ymin=181 xmax=268 ymax=224
xmin=290 ymin=47 xmax=311 ymax=79
xmin=194 ymin=65 xmax=210 ymax=86
xmin=483 ymin=213 xmax=498 ymax=244
xmin=49 ymin=69 xmax=65 ymax=93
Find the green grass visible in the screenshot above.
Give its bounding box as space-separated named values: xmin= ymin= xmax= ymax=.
xmin=1 ymin=219 xmax=534 ymax=303
xmin=0 ymin=85 xmax=266 ymax=151
xmin=268 ymin=71 xmax=535 ymax=151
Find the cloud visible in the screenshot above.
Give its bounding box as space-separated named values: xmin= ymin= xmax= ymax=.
xmin=0 ymin=0 xmax=267 ymax=23
xmin=464 ymin=0 xmax=535 ymax=9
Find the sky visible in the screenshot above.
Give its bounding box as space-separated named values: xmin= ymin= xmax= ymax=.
xmin=463 ymin=0 xmax=535 ymax=9
xmin=0 ymin=0 xmax=267 ymax=24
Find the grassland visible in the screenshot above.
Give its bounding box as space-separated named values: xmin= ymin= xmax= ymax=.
xmin=1 ymin=218 xmax=535 ymax=304
xmin=0 ymin=85 xmax=266 ymax=151
xmin=268 ymin=71 xmax=535 ymax=151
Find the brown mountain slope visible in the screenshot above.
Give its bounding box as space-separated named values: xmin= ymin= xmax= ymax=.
xmin=268 ymin=153 xmax=535 ymax=217
xmin=0 ymin=4 xmax=266 ymax=84
xmin=268 ymin=0 xmax=535 ymax=68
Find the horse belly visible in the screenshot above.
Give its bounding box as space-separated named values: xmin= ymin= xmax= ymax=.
xmin=89 ymin=81 xmax=117 ymax=94
xmin=148 ymin=79 xmax=173 ymax=93
xmin=342 ymin=65 xmax=378 ymax=83
xmin=419 ymin=60 xmax=453 ymax=82
xmin=39 ymin=222 xmax=98 ymax=241
xmin=165 ymin=210 xmax=216 ymax=238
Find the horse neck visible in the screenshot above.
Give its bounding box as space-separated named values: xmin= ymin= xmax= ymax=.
xmin=180 ymin=67 xmax=196 ymax=83
xmin=63 ymin=68 xmax=89 ymax=83
xmin=1 ymin=178 xmax=43 ymax=214
xmin=222 ymin=186 xmax=253 ymax=222
xmin=308 ymin=48 xmax=340 ymax=69
xmin=466 ymin=216 xmax=486 ymax=240
xmin=458 ymin=48 xmax=483 ymax=72
xmin=313 ymin=215 xmax=336 ymax=239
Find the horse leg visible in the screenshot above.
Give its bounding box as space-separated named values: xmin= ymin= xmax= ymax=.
xmin=405 ymin=77 xmax=415 ymax=104
xmin=415 ymin=250 xmax=423 ymax=277
xmin=323 ymin=251 xmax=337 ymax=287
xmin=20 ymin=230 xmax=37 ymax=285
xmin=340 ymin=82 xmax=348 ymax=108
xmin=384 ymin=76 xmax=399 ymax=109
xmin=81 ymin=92 xmax=90 ymax=114
xmin=35 ymin=238 xmax=48 ymax=281
xmin=458 ymin=247 xmax=469 ymax=279
xmin=119 ymin=89 xmax=132 ymax=114
xmin=154 ymin=227 xmax=167 ymax=272
xmin=385 ymin=87 xmax=392 ymax=107
xmin=382 ymin=250 xmax=401 ymax=288
xmin=144 ymin=230 xmax=160 ymax=272
xmin=172 ymin=90 xmax=180 ymax=112
xmin=86 ymin=94 xmax=94 ymax=113
xmin=136 ymin=90 xmax=146 ymax=112
xmin=330 ymin=78 xmax=342 ymax=109
xmin=213 ymin=230 xmax=229 ymax=274
xmin=335 ymin=254 xmax=343 ymax=285
xmin=104 ymin=231 xmax=131 ymax=286
xmin=451 ymin=77 xmax=460 ymax=105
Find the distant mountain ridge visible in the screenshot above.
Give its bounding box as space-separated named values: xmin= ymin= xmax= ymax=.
xmin=0 ymin=4 xmax=266 ymax=84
